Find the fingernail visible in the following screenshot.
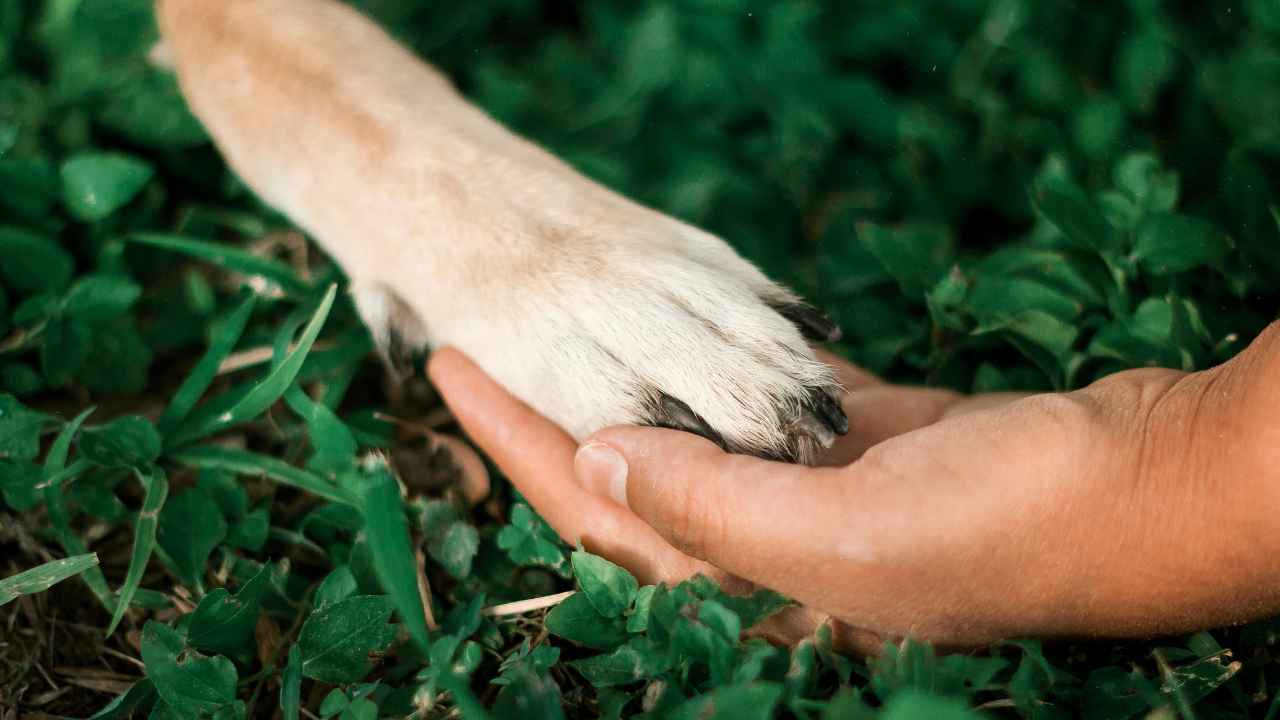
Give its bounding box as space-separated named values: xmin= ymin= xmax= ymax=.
xmin=575 ymin=442 xmax=629 ymax=506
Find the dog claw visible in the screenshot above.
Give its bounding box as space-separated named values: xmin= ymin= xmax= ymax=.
xmin=809 ymin=388 xmax=849 ymax=436
xmin=774 ymin=303 xmax=843 ymax=343
xmin=650 ymin=392 xmax=727 ymax=449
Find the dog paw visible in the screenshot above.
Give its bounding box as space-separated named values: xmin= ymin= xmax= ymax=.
xmin=353 ymin=213 xmax=847 ymax=465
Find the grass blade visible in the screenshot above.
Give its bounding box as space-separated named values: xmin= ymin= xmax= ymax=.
xmin=361 ymin=459 xmax=432 ymax=653
xmin=41 ymin=408 xmax=115 ymax=609
xmin=158 ymin=293 xmax=257 ymax=437
xmin=127 ymin=233 xmax=310 ymax=294
xmin=107 ymin=466 xmax=169 ymax=636
xmin=170 ymin=445 xmax=357 ymax=507
xmin=178 ymin=284 xmax=337 ymax=443
xmin=281 ymin=644 xmax=302 ymax=720
xmin=0 ymin=553 xmax=100 ymax=606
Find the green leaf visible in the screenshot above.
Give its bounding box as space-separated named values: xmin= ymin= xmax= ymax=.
xmin=360 ymin=460 xmax=432 ymax=654
xmin=667 ymin=682 xmax=785 ymax=720
xmin=63 ymin=273 xmax=143 ymax=322
xmin=496 ymin=503 xmax=566 ymax=572
xmin=0 ymin=553 xmax=99 ymax=606
xmin=0 ymin=226 xmax=74 ymax=294
xmin=627 ymin=585 xmax=656 ymax=633
xmin=1114 ymin=153 xmax=1178 ymax=213
xmin=140 ymin=621 xmax=240 ymax=717
xmin=180 ymin=284 xmax=336 ymax=442
xmin=85 ymin=679 xmax=157 ymax=720
xmin=880 ymin=690 xmax=983 ymax=720
xmin=434 ymin=522 xmax=480 ymax=580
xmin=0 ymin=458 xmax=40 ymax=510
xmin=0 ymin=158 xmax=59 ymax=220
xmin=0 ymin=393 xmax=47 ymax=461
xmin=40 ymin=315 xmax=91 ymax=387
xmin=158 ymin=486 xmax=229 ymax=591
xmin=170 ymin=445 xmax=357 ymax=506
xmin=188 ymin=564 xmax=271 ymax=659
xmin=856 ymin=222 xmax=951 ymax=299
xmin=1032 ymin=178 xmax=1117 ymax=253
xmin=287 ymin=384 xmax=357 ymax=474
xmin=61 ymin=152 xmax=154 ymax=221
xmin=315 ymin=566 xmax=359 ymax=609
xmin=128 ymin=233 xmax=311 ymax=295
xmin=298 ymin=595 xmax=397 ymax=683
xmin=420 ymin=499 xmax=480 ymax=580
xmin=1133 ymin=213 xmax=1232 ymax=275
xmin=281 ymin=645 xmax=302 ymax=720
xmin=492 ymin=666 xmax=566 ymax=720
xmin=107 ymin=466 xmax=168 ymax=635
xmin=545 ymin=590 xmax=629 ymax=650
xmin=572 ymin=550 xmax=638 ymax=618
xmin=79 ymin=415 xmax=161 ymax=468
xmin=569 ymin=638 xmax=671 ymax=687
xmin=718 ymin=588 xmax=792 ymax=629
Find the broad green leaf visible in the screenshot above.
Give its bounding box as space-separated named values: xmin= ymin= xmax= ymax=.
xmin=496 ymin=503 xmax=567 ymax=572
xmin=315 ymin=566 xmax=359 ymax=609
xmin=1133 ymin=213 xmax=1232 ymax=275
xmin=492 ymin=666 xmax=566 ymax=720
xmin=433 ymin=522 xmax=480 ymax=580
xmin=569 ymin=638 xmax=671 ymax=688
xmin=140 ymin=621 xmax=240 ymax=717
xmin=40 ymin=315 xmax=91 ymax=387
xmin=63 ymin=273 xmax=142 ymax=322
xmin=420 ymin=499 xmax=480 ymax=580
xmin=572 ymin=550 xmax=638 ymax=618
xmin=856 ymin=222 xmax=951 ymax=299
xmin=360 ymin=460 xmax=431 ymax=653
xmin=157 ymin=486 xmax=229 ymax=591
xmin=171 ymin=444 xmax=357 ymax=506
xmin=0 ymin=393 xmax=47 ymax=461
xmin=298 ymin=595 xmax=397 ymax=683
xmin=187 ymin=564 xmax=271 ymax=659
xmin=61 ymin=152 xmax=154 ymax=221
xmin=128 ymin=233 xmax=311 ymax=295
xmin=0 ymin=226 xmax=74 ymax=294
xmin=718 ymin=588 xmax=791 ymax=629
xmin=1114 ymin=153 xmax=1178 ymax=213
xmin=666 ymin=682 xmax=785 ymax=720
xmin=181 ymin=284 xmax=336 ymax=441
xmin=85 ymin=679 xmax=157 ymax=720
xmin=79 ymin=415 xmax=161 ymax=468
xmin=0 ymin=552 xmax=98 ymax=606
xmin=1032 ymin=179 xmax=1117 ymax=253
xmin=545 ymin=590 xmax=629 ymax=650
xmin=0 ymin=157 xmax=59 ymax=220
xmin=880 ymin=690 xmax=983 ymax=720
xmin=0 ymin=458 xmax=40 ymax=509
xmin=107 ymin=466 xmax=168 ymax=635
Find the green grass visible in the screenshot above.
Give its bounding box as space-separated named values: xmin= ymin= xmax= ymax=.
xmin=1 ymin=0 xmax=1279 ymax=717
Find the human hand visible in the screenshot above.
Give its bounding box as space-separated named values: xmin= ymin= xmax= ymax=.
xmin=427 ymin=323 xmax=1280 ymax=651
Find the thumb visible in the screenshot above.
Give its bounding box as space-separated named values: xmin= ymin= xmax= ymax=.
xmin=573 ymin=426 xmax=829 ymax=574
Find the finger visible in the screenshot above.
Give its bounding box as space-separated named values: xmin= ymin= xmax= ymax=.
xmin=577 ymin=426 xmax=849 ymax=589
xmin=427 ymin=348 xmax=708 ymax=584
